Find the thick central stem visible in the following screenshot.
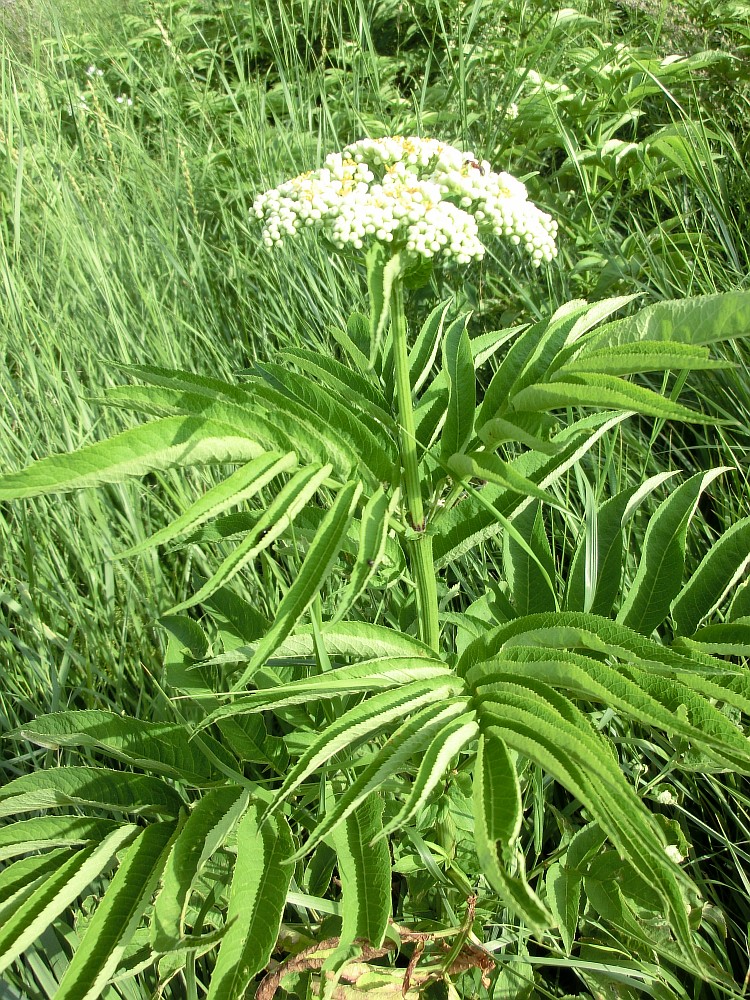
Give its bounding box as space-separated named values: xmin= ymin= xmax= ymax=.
xmin=390 ymin=274 xmax=440 ymax=652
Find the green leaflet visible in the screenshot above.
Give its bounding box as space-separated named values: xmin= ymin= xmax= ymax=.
xmin=409 ymin=299 xmax=452 ymax=393
xmin=478 ymin=416 xmax=558 ymax=455
xmin=206 ymin=804 xmax=294 ymax=1000
xmin=209 ymin=620 xmax=441 ymax=666
xmin=440 ymin=314 xmax=475 ymax=459
xmin=331 ymin=314 xmax=371 ymax=374
xmin=671 ymin=517 xmax=750 ymax=636
xmin=0 ymin=850 xmax=73 ymax=920
xmin=511 ymin=373 xmax=716 ymax=422
xmin=152 ymin=787 xmax=249 ymax=951
xmin=109 ymin=362 xmax=252 ymax=402
xmin=503 ymin=503 xmax=558 ymax=615
xmin=381 ymin=713 xmax=478 ymax=837
xmin=294 ymin=702 xmax=471 ymax=858
xmin=476 ymin=300 xmax=592 ymax=429
xmin=231 ymin=479 xmax=363 ymax=688
xmin=0 ymin=417 xmax=265 ymax=500
xmin=472 ymin=730 xmax=551 ymax=933
xmin=254 ymin=363 xmax=396 ymax=483
xmin=564 ymin=472 xmax=679 ymax=615
xmin=0 ymin=766 xmax=184 ymax=819
xmin=545 ymin=862 xmax=581 ymax=954
xmin=263 ymin=680 xmax=464 ymax=822
xmin=333 ymin=796 xmax=391 ymax=949
xmin=367 ymin=242 xmax=389 ymax=364
xmin=470 ymin=649 xmax=750 ymax=772
xmin=0 ymin=816 xmax=121 ymax=861
xmin=434 ymin=412 xmax=629 ymax=567
xmin=558 ymin=340 xmax=731 ymax=376
xmin=118 ymin=451 xmax=297 ymax=558
xmin=579 ymin=290 xmax=750 ymax=350
xmin=0 ymin=825 xmax=139 ymax=976
xmin=617 ymin=469 xmax=727 ymax=635
xmin=676 ymin=620 xmax=750 ymax=656
xmin=448 ymin=452 xmax=564 ymax=509
xmin=476 ymin=695 xmax=700 ymax=970
xmin=55 ymin=821 xmax=177 ymax=1000
xmin=280 ymin=348 xmax=389 ymax=414
xmin=168 ymin=462 xmax=333 ymax=616
xmin=12 ymin=711 xmax=235 ymax=785
xmin=198 ymin=657 xmax=454 ymax=730
xmin=332 ymin=487 xmax=401 ymax=623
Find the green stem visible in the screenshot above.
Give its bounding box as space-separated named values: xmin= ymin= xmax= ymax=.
xmin=390 ymin=272 xmax=440 ymax=652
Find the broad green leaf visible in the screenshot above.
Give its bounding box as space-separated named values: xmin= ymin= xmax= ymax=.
xmin=580 ymin=290 xmax=750 ymax=350
xmin=381 ymin=713 xmax=478 ymax=836
xmin=199 ymin=657 xmax=454 ymax=729
xmin=231 ymin=479 xmax=363 ymax=688
xmin=12 ymin=711 xmax=235 ymax=785
xmin=0 ymin=766 xmax=183 ymax=819
xmin=153 ymin=787 xmax=248 ymax=951
xmin=0 ymin=825 xmax=138 ymax=976
xmin=55 ymin=821 xmax=177 ymax=1000
xmin=672 ymin=517 xmax=750 ymax=636
xmin=0 ymin=417 xmax=265 ymax=500
xmin=118 ymin=452 xmax=297 ymax=557
xmin=472 ymin=730 xmax=551 ymax=933
xmin=264 ymin=680 xmax=464 ymax=820
xmin=440 ymin=315 xmax=475 ymax=459
xmin=511 ymin=374 xmax=715 ymax=422
xmin=503 ymin=503 xmax=558 ymax=616
xmin=333 ymin=796 xmax=391 ymax=948
xmin=168 ymin=463 xmax=333 ymax=615
xmin=729 ymin=581 xmax=750 ymax=621
xmin=0 ymin=816 xmax=121 ymax=861
xmin=332 ymin=487 xmax=401 ymax=623
xmin=470 ymin=324 xmax=524 ymax=369
xmin=206 ymin=804 xmax=294 ymax=1000
xmin=545 ymin=862 xmax=580 ymax=953
xmin=294 ymin=702 xmax=471 ymax=858
xmin=559 ymin=340 xmax=731 ymax=376
xmin=409 ymin=300 xmax=452 ymax=393
xmin=617 ymin=469 xmax=727 ymax=635
xmin=448 ymin=452 xmax=564 ymax=508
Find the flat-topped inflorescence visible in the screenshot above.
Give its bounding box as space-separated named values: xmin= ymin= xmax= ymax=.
xmin=253 ymin=136 xmax=558 ymax=266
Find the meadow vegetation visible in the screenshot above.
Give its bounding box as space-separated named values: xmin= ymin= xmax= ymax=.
xmin=1 ymin=0 xmax=749 ymax=997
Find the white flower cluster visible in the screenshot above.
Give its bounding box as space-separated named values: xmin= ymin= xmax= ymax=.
xmin=253 ymin=136 xmax=557 ymax=266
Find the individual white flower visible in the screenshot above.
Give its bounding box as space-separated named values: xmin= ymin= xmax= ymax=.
xmin=253 ymin=136 xmax=557 ymax=266
xmin=654 ymin=787 xmax=678 ymax=805
xmin=665 ymin=844 xmax=685 ymax=864
xmin=86 ymin=65 xmax=104 ymax=78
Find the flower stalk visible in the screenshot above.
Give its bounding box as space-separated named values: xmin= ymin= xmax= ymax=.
xmin=389 ymin=268 xmax=440 ymax=652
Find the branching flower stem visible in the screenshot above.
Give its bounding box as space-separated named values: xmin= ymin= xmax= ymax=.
xmin=390 ymin=268 xmax=440 ymax=652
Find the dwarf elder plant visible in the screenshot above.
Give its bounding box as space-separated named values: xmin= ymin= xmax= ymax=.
xmin=1 ymin=135 xmax=750 ymax=997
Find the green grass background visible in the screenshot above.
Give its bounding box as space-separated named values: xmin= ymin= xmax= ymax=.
xmin=1 ymin=0 xmax=749 ymax=995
